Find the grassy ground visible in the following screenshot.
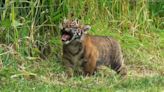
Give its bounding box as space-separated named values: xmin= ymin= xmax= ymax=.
xmin=0 ymin=0 xmax=164 ymax=92
xmin=0 ymin=29 xmax=164 ymax=92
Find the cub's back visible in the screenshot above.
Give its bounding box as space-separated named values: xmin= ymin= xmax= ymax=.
xmin=88 ymin=35 xmax=123 ymax=67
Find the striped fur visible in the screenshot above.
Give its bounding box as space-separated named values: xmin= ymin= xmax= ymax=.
xmin=60 ymin=19 xmax=127 ymax=76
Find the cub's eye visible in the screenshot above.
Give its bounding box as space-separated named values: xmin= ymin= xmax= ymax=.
xmin=71 ymin=28 xmax=77 ymax=33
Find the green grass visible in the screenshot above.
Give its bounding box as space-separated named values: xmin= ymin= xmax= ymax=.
xmin=1 ymin=59 xmax=164 ymax=92
xmin=0 ymin=0 xmax=164 ymax=92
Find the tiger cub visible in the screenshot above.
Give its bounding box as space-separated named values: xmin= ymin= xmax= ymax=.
xmin=60 ymin=18 xmax=127 ymax=77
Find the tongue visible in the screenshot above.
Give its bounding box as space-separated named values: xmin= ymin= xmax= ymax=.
xmin=62 ymin=34 xmax=71 ymax=41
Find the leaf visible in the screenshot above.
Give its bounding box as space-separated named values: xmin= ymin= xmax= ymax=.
xmin=0 ymin=19 xmax=11 ymax=29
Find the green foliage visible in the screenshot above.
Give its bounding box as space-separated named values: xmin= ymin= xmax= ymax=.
xmin=0 ymin=0 xmax=164 ymax=91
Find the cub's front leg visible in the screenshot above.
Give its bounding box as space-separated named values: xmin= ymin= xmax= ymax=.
xmin=62 ymin=58 xmax=74 ymax=77
xmin=83 ymin=49 xmax=99 ymax=76
xmin=83 ymin=58 xmax=97 ymax=76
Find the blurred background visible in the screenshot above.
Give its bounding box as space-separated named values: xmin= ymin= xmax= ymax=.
xmin=0 ymin=0 xmax=164 ymax=91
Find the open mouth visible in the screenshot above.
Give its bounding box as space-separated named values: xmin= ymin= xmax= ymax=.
xmin=61 ymin=31 xmax=73 ymax=42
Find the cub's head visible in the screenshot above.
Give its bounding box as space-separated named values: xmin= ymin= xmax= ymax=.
xmin=59 ymin=19 xmax=91 ymax=44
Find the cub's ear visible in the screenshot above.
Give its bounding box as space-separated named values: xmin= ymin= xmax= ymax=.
xmin=59 ymin=23 xmax=63 ymax=29
xmin=83 ymin=25 xmax=91 ymax=32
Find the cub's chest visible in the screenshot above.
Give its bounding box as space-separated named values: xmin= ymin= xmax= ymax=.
xmin=63 ymin=41 xmax=85 ymax=65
